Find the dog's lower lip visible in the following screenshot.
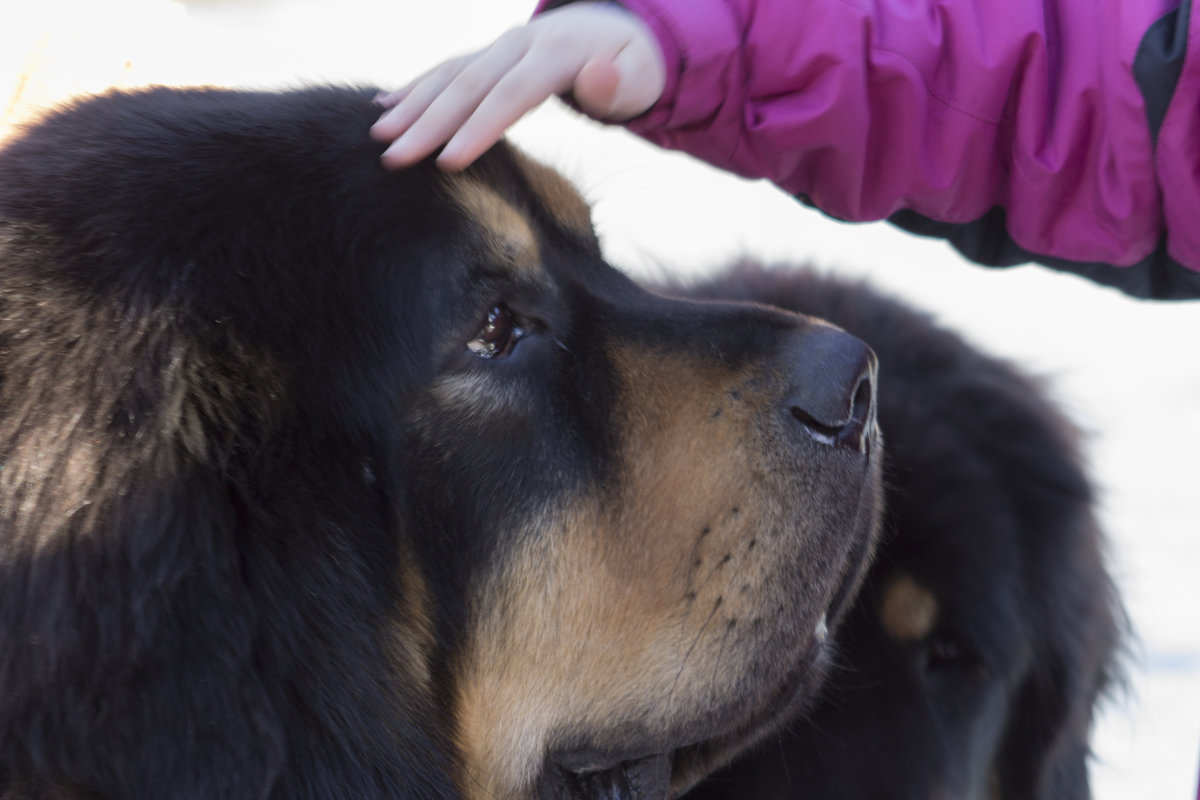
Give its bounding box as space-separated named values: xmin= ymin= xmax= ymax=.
xmin=554 ymin=752 xmax=672 ymax=799
xmin=663 ymin=659 xmax=825 ymax=797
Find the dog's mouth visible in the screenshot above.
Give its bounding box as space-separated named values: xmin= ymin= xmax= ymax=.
xmin=542 ymin=674 xmax=820 ymax=800
xmin=536 ymin=439 xmax=881 ymax=800
xmin=544 ymin=752 xmax=672 ymax=800
xmin=534 ymin=526 xmax=870 ymax=800
xmin=540 ymin=620 xmax=833 ymax=800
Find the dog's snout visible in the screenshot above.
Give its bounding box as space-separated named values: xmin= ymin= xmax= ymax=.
xmin=786 ymin=327 xmax=877 ymax=453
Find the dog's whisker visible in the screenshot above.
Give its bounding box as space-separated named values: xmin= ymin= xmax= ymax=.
xmin=667 ymin=596 xmax=723 ymax=711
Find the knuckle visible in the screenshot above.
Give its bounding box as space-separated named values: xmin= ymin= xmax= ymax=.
xmin=494 ymin=27 xmax=528 ymax=49
xmin=448 ymin=67 xmax=491 ymax=100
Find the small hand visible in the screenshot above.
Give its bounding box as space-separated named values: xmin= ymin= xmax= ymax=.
xmin=371 ymin=2 xmax=665 ymax=170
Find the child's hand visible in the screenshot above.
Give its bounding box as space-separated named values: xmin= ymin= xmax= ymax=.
xmin=371 ymin=2 xmax=665 ymax=171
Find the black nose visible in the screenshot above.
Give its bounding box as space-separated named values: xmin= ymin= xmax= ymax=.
xmin=786 ymin=326 xmax=877 ymax=453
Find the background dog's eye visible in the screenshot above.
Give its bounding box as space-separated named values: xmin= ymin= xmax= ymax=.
xmin=467 ymin=305 xmax=525 ymax=359
xmin=924 ymin=633 xmax=985 ymax=676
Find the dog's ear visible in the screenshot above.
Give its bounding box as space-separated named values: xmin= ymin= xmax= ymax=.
xmin=0 ymin=296 xmax=288 ymax=796
xmin=998 ymin=513 xmax=1126 ymax=800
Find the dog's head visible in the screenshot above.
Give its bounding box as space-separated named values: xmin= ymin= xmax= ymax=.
xmin=0 ymin=87 xmax=882 ymax=799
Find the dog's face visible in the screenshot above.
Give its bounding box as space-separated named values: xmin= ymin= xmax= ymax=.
xmin=0 ymin=88 xmax=881 ymax=799
xmin=393 ymin=139 xmax=883 ymax=800
xmin=674 ymin=267 xmax=1124 ymax=800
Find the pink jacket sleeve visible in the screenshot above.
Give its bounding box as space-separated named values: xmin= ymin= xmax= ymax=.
xmin=534 ymin=0 xmax=1200 ymax=298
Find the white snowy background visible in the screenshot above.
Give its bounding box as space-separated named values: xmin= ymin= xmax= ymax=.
xmin=3 ymin=1 xmax=1197 ymax=797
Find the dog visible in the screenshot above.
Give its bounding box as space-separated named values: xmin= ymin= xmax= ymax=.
xmin=678 ymin=266 xmax=1125 ymax=800
xmin=0 ymin=87 xmax=883 ymax=799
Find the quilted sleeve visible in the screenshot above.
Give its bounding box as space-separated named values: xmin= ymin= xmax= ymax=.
xmin=535 ymin=0 xmax=1200 ymax=297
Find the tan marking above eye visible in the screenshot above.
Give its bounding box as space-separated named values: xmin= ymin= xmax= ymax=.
xmin=508 ymin=149 xmax=594 ymax=238
xmin=879 ymin=573 xmax=940 ymax=642
xmin=446 ymin=178 xmax=540 ymax=273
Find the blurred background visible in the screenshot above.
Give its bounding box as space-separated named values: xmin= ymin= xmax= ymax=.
xmin=4 ymin=1 xmax=1197 ymax=796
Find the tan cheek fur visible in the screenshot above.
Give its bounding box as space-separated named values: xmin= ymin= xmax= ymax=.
xmin=451 ymin=347 xmax=785 ymax=799
xmin=453 ymin=506 xmax=754 ymax=800
xmin=387 ymin=554 xmax=437 ymax=696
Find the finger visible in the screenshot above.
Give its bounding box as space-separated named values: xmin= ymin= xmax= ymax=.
xmin=370 ymin=57 xmax=470 ymax=143
xmin=382 ymin=39 xmax=532 ymax=168
xmin=436 ymin=51 xmax=578 ymax=169
xmin=373 ymin=88 xmax=409 ymax=108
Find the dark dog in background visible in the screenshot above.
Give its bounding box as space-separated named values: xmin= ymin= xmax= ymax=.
xmin=0 ymin=87 xmax=884 ymax=799
xmin=679 ymin=265 xmax=1125 ymax=800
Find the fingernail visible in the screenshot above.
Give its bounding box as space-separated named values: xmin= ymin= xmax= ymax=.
xmin=374 ymin=90 xmax=401 ymax=108
xmin=370 ymin=127 xmax=400 ymax=145
xmin=381 ymin=139 xmax=412 ymax=166
xmin=435 ymin=140 xmax=471 ymax=171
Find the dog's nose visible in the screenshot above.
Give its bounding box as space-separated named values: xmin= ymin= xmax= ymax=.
xmin=786 ymin=326 xmax=877 ymax=453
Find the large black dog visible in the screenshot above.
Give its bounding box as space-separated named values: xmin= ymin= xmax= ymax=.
xmin=0 ymin=88 xmax=883 ymax=799
xmin=681 ymin=267 xmax=1125 ymax=800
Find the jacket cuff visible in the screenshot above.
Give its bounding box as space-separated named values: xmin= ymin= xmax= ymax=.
xmin=615 ymin=0 xmax=740 ymax=135
xmin=532 ymin=0 xmax=741 ymax=135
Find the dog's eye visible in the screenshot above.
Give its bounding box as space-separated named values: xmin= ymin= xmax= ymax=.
xmin=467 ymin=305 xmax=525 ymax=359
xmin=924 ymin=633 xmax=985 ymax=676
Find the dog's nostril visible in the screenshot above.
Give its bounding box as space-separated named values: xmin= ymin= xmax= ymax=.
xmin=786 ymin=328 xmax=877 ymax=453
xmin=840 ymin=376 xmax=875 ymax=451
xmin=790 ymin=406 xmax=843 ymax=445
xmin=790 ymin=373 xmax=874 ymax=451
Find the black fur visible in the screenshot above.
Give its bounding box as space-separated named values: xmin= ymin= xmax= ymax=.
xmin=678 ymin=264 xmax=1125 ymax=800
xmin=0 ymin=88 xmax=887 ymax=799
xmin=0 ymin=87 xmax=464 ymax=799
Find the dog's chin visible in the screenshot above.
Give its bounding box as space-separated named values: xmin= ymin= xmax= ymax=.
xmin=539 ymin=634 xmax=833 ymax=800
xmin=537 ymin=452 xmax=881 ymax=800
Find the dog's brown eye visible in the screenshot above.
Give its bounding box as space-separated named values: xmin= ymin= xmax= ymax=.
xmin=467 ymin=305 xmax=524 ymax=359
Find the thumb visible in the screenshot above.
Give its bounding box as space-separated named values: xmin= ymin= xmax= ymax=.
xmin=573 ymin=41 xmax=663 ymax=122
xmin=573 ymin=58 xmax=624 ymax=119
